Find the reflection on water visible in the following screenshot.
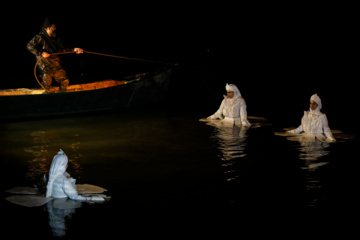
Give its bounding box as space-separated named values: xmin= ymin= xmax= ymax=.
xmin=281 ymin=133 xmax=332 ymax=207
xmin=46 ymin=198 xmax=82 ymax=238
xmin=208 ymin=123 xmax=248 ymax=182
xmin=4 ymin=183 xmax=109 ymax=238
xmin=297 ymin=138 xmax=330 ymax=163
xmin=2 ymin=107 xmax=358 ymax=238
xmin=23 ymin=130 xmax=82 ymax=191
xmin=203 ymin=116 xmax=270 ymax=206
xmin=295 ymin=137 xmax=330 ymax=207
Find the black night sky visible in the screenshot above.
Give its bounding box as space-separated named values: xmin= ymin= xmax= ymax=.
xmin=2 ymin=3 xmax=358 ymax=133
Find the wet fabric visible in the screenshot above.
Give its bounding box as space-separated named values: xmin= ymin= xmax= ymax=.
xmin=287 ymin=94 xmax=336 ymax=142
xmin=42 ymin=69 xmax=69 ymax=92
xmin=46 ymin=149 xmax=104 ymax=201
xmin=208 ymin=84 xmax=251 ymax=127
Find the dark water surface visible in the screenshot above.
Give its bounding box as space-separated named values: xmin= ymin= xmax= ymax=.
xmin=1 ymin=85 xmax=359 ymax=238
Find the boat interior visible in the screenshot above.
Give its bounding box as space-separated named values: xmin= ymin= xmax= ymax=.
xmin=0 ymin=80 xmax=128 ymax=95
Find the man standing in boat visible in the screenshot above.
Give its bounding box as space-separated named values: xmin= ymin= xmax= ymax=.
xmin=27 ymin=18 xmax=84 ymax=93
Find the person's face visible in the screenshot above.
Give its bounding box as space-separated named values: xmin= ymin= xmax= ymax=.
xmin=46 ymin=24 xmax=57 ymax=37
xmin=310 ymin=100 xmax=318 ymax=110
xmin=227 ymin=91 xmax=234 ymax=99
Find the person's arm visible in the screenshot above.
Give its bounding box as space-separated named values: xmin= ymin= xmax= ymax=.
xmin=27 ymin=35 xmax=43 ymax=57
xmin=287 ymin=121 xmax=303 ymax=134
xmin=63 ymin=179 xmax=104 ymax=201
xmin=322 ymin=114 xmax=336 ymax=141
xmin=287 ymin=112 xmax=305 ymax=134
xmin=27 ymin=35 xmax=52 ymax=58
xmin=56 ymin=37 xmax=83 ymax=54
xmin=208 ymin=99 xmax=225 ymax=119
xmin=287 ymin=126 xmax=303 ymax=134
xmin=238 ymin=98 xmax=251 ymax=127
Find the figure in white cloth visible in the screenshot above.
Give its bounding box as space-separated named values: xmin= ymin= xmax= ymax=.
xmin=287 ymin=94 xmax=336 ymax=142
xmin=207 ymin=83 xmax=251 ymax=127
xmin=46 ymin=149 xmax=104 ymax=201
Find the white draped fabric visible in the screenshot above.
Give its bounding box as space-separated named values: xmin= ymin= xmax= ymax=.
xmin=287 ymin=94 xmax=336 ymax=142
xmin=208 ymin=84 xmax=251 ymax=127
xmin=46 ymin=149 xmax=104 ymax=201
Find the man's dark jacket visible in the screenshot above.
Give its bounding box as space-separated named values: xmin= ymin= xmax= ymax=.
xmin=27 ymin=28 xmax=71 ymax=72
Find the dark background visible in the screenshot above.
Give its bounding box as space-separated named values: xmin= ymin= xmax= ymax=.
xmin=2 ymin=3 xmax=358 ymax=134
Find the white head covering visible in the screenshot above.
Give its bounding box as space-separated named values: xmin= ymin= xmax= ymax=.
xmin=310 ymin=93 xmax=322 ymax=110
xmin=225 ymin=83 xmax=241 ymax=99
xmin=46 ymin=149 xmax=68 ymax=197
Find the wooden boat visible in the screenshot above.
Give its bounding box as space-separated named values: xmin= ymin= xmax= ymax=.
xmin=0 ymin=67 xmax=172 ymax=120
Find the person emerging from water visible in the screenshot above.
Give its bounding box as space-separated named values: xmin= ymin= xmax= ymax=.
xmin=27 ymin=18 xmax=84 ymax=93
xmin=46 ymin=149 xmax=104 ymax=201
xmin=287 ymin=93 xmax=336 ymax=142
xmin=206 ymin=83 xmax=251 ymax=127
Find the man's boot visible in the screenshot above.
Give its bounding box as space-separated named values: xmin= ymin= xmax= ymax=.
xmin=59 ymin=79 xmax=69 ymax=93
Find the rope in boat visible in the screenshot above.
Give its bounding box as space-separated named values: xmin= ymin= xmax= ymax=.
xmin=34 ymin=50 xmax=177 ymax=91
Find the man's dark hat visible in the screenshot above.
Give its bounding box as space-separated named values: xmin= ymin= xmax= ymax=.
xmin=43 ymin=18 xmax=55 ymax=29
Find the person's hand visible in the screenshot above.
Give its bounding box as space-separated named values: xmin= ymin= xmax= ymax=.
xmin=74 ymin=48 xmax=84 ymax=54
xmin=325 ymin=137 xmax=336 ymax=142
xmin=42 ymin=52 xmax=50 ymax=58
xmin=91 ymin=196 xmax=105 ymax=201
xmin=242 ymin=121 xmax=251 ymax=127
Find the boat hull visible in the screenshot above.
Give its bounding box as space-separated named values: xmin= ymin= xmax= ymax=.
xmin=0 ymin=68 xmax=171 ymax=120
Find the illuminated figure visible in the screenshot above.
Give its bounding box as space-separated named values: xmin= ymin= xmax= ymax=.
xmin=27 ymin=18 xmax=83 ymax=92
xmin=207 ymin=83 xmax=251 ymax=127
xmin=46 ymin=149 xmax=104 ymax=201
xmin=287 ymin=94 xmax=336 ymax=142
